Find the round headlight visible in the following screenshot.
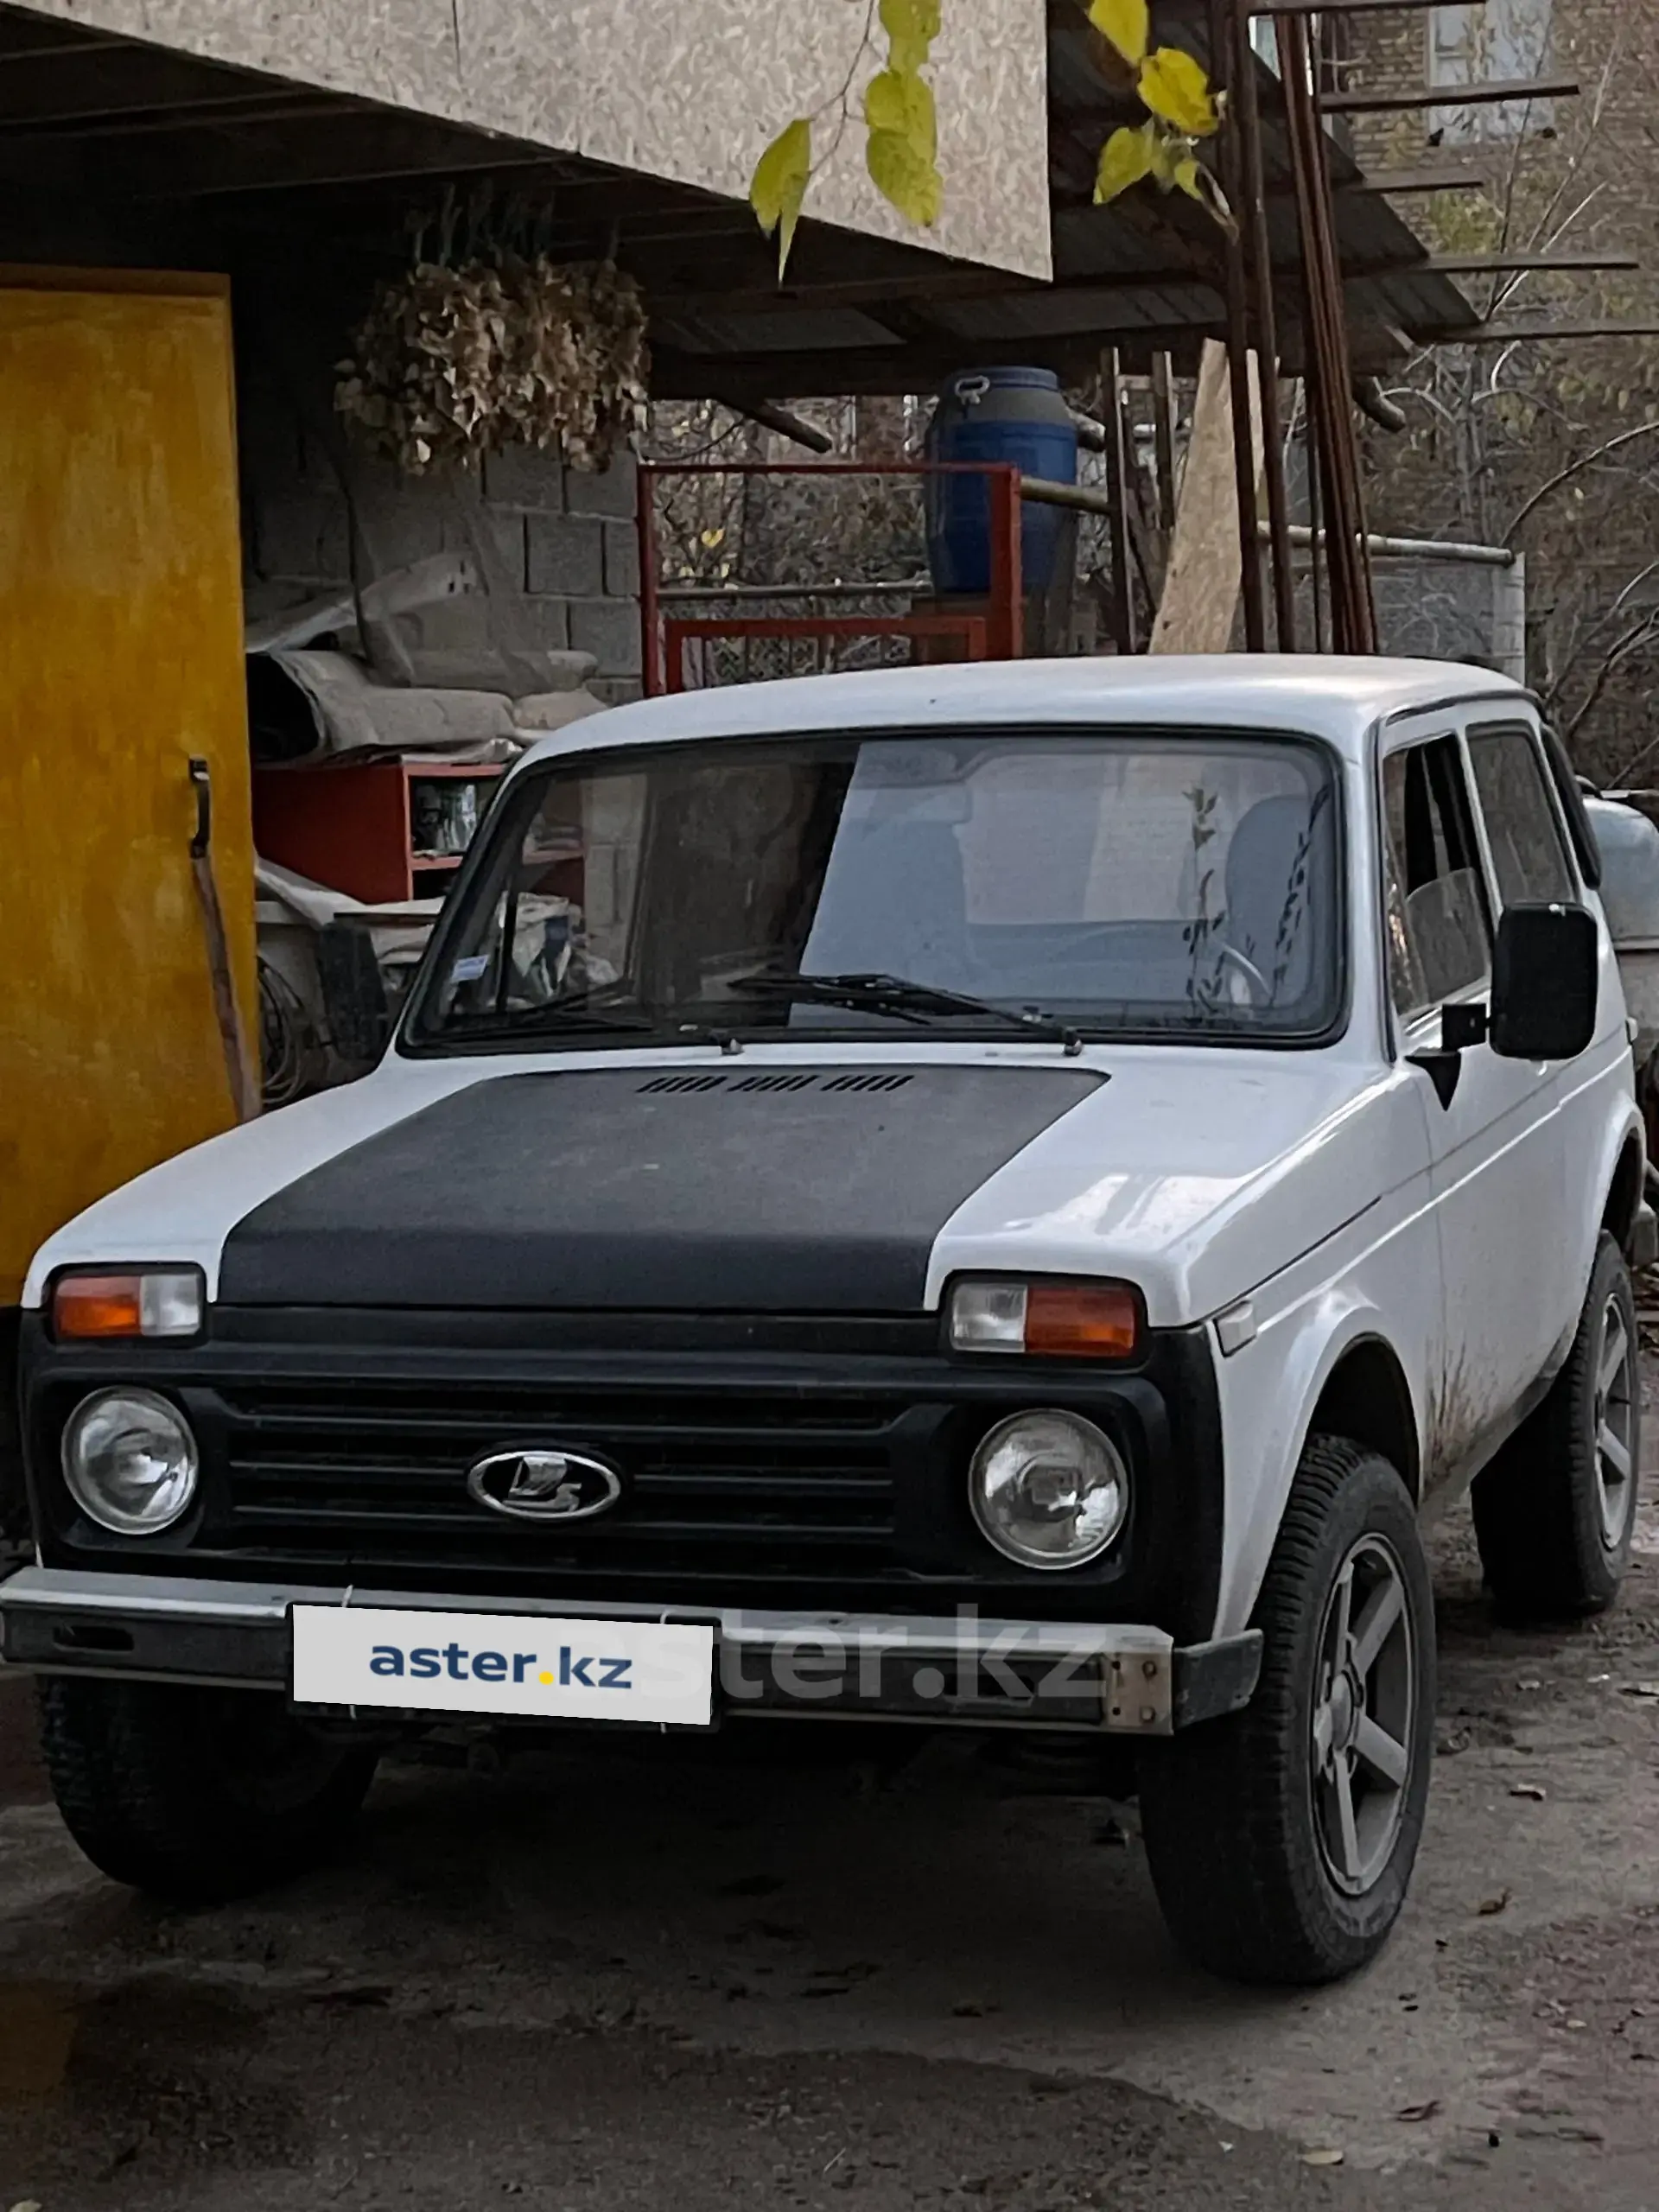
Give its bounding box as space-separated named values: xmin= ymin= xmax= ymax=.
xmin=62 ymin=1389 xmax=199 ymax=1535
xmin=969 ymin=1409 xmax=1128 ymax=1571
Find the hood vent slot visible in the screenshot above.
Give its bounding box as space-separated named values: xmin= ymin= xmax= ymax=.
xmin=636 ymin=1069 xmax=916 ymax=1099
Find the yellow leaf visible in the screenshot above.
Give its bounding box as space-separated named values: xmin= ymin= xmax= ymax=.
xmin=1139 ymin=46 xmax=1219 ymax=137
xmin=1096 ymin=122 xmax=1155 ymax=204
xmin=865 ymin=67 xmax=937 ymax=160
xmin=1144 ymin=129 xmax=1205 ymax=201
xmin=880 ymin=0 xmax=941 ymax=73
xmin=867 ymin=128 xmax=944 ymax=227
xmin=750 ymin=116 xmax=812 ymax=276
xmin=1088 ymin=0 xmax=1149 ymax=67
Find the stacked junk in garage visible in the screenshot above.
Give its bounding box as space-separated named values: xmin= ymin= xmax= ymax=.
xmin=2 ymin=0 xmax=1642 ymax=1545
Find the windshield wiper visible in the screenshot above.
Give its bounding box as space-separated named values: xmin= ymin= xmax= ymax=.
xmin=726 ymin=970 xmax=1084 ymax=1054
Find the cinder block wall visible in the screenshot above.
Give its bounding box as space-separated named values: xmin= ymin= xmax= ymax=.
xmin=237 ymin=344 xmax=643 ymax=705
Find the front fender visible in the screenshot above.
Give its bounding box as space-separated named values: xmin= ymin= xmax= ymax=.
xmin=1211 ymin=1282 xmax=1429 ymax=1640
xmin=1576 ymin=1087 xmax=1646 ymax=1297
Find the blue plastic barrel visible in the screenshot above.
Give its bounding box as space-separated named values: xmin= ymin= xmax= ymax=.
xmin=925 ymin=367 xmax=1079 ymax=597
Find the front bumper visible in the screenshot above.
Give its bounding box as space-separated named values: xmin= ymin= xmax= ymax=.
xmin=0 ymin=1567 xmax=1262 ymax=1737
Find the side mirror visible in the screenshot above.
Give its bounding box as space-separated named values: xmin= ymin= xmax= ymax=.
xmin=1490 ymin=902 xmax=1599 ymax=1062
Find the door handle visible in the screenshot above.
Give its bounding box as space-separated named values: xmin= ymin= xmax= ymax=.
xmin=189 ymin=755 xmax=213 ymax=860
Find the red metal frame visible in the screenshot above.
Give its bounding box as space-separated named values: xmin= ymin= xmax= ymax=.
xmin=662 ymin=613 xmax=989 ymax=693
xmin=637 ymin=461 xmax=1024 ymax=698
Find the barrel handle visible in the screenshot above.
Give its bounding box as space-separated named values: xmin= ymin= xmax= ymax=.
xmin=953 ymin=373 xmax=991 ymax=408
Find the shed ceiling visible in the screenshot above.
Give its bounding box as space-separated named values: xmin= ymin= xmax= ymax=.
xmin=0 ymin=0 xmax=1480 ymax=394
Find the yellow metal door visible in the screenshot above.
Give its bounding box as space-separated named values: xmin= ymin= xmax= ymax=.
xmin=0 ymin=271 xmax=254 ymax=1304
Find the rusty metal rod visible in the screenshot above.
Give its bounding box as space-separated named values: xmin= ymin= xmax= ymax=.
xmin=1151 ymin=353 xmax=1179 ymax=537
xmin=1230 ymin=0 xmax=1299 ymax=651
xmin=1277 ymin=9 xmax=1377 ymax=652
xmin=1208 ymin=0 xmax=1268 ymax=651
xmin=1099 ymin=347 xmax=1141 ymax=653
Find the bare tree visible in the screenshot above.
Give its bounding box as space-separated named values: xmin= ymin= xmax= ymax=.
xmin=1362 ymin=3 xmax=1659 ymax=774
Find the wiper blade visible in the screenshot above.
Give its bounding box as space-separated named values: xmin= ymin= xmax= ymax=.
xmin=727 ymin=970 xmax=1084 ymax=1052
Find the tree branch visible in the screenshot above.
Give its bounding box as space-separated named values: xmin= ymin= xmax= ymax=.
xmin=1572 ymin=612 xmax=1659 ymax=752
xmin=1505 ymin=418 xmax=1659 ymax=539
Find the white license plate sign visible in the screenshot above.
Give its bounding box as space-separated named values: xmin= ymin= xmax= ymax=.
xmin=291 ymin=1605 xmax=715 ymax=1728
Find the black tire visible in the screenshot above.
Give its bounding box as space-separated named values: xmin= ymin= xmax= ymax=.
xmin=1140 ymin=1439 xmax=1434 ymax=1986
xmin=38 ymin=1677 xmax=378 ymax=1904
xmin=1472 ymin=1232 xmax=1641 ymax=1622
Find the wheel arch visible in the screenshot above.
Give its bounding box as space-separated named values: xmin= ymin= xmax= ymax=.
xmin=1600 ymin=1127 xmax=1646 ymax=1256
xmin=1303 ymin=1333 xmax=1422 ymax=1503
xmin=1213 ymin=1293 xmax=1429 ymax=1638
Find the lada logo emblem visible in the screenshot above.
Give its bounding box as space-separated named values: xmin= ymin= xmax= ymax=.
xmin=467 ymin=1449 xmax=623 ymax=1522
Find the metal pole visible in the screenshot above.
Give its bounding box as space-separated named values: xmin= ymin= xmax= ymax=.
xmin=1208 ymin=0 xmax=1268 ymax=651
xmin=1304 ymin=385 xmax=1328 ymax=652
xmin=1151 ymin=352 xmax=1179 ymax=537
xmin=1275 ymin=10 xmax=1378 ymax=653
xmin=988 ymin=464 xmax=1024 ymax=660
xmin=637 ymin=461 xmax=663 ymax=696
xmin=1230 ymin=0 xmax=1299 ymax=651
xmin=1100 ymin=348 xmax=1140 ymax=653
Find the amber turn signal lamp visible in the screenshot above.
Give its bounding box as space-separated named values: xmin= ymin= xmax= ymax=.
xmin=1024 ymin=1281 xmax=1141 ymax=1358
xmin=52 ymin=1270 xmax=204 ymax=1342
xmin=948 ymin=1278 xmax=1141 ymax=1359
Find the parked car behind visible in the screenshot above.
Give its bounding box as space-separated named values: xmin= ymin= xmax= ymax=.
xmin=3 ymin=657 xmax=1649 ymax=1986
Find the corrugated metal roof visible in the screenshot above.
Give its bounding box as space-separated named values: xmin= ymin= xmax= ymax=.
xmin=649 ymin=5 xmax=1478 ymax=394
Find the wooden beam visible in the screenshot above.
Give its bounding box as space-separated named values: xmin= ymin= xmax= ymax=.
xmin=0 ymin=47 xmax=278 ymax=130
xmin=0 ymin=94 xmax=342 ymax=143
xmin=72 ymin=114 xmax=565 ymax=198
xmin=721 ymin=398 xmax=834 ymax=454
xmin=1324 ymin=74 xmax=1580 ymax=112
xmin=0 ymin=33 xmax=127 ymax=63
xmin=1255 ymin=0 xmax=1484 ymax=12
xmin=1420 ymin=319 xmax=1659 ymax=344
xmin=1345 ymin=164 xmax=1497 ymax=194
xmin=652 ymin=340 xmax=1107 ymax=401
xmin=651 ymin=267 xmax=1026 ymax=317
xmin=1424 ymin=250 xmax=1642 ymax=275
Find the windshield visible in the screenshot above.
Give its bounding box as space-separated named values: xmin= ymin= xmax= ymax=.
xmin=404 ymin=729 xmax=1343 ymax=1052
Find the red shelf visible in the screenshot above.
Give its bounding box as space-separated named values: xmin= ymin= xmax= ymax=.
xmin=253 ymin=760 xmax=505 ymax=905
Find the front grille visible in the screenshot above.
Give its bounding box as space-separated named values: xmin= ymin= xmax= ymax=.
xmin=29 ymin=1304 xmax=1219 ymax=1629
xmin=211 ymin=1378 xmax=918 ymax=1581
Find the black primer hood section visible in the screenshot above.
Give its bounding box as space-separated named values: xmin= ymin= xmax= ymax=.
xmin=219 ymin=1065 xmax=1104 ymax=1313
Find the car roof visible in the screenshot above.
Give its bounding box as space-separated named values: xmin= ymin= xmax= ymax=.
xmin=524 ymin=655 xmax=1529 ymax=771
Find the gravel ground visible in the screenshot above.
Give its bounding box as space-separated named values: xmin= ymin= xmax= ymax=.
xmin=3 ymin=1385 xmax=1658 ymax=2212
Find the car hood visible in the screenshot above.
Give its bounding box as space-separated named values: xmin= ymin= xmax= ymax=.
xmin=26 ymin=1047 xmax=1391 ymax=1327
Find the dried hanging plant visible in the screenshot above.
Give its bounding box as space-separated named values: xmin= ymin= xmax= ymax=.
xmin=335 ymin=257 xmax=649 ymax=477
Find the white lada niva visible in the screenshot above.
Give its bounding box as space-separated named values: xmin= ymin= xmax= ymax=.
xmin=4 ymin=657 xmax=1649 ymax=1986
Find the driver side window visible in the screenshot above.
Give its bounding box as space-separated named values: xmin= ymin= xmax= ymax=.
xmin=1382 ymin=739 xmax=1493 ymax=1023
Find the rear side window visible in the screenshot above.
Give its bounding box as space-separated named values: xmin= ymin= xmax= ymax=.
xmin=1467 ymin=722 xmax=1576 ymax=907
xmin=1382 ymin=738 xmax=1491 ymax=1020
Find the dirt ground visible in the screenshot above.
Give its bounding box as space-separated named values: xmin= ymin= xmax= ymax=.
xmin=3 ymin=1385 xmax=1659 ymax=2211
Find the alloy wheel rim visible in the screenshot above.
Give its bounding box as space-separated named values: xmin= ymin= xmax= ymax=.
xmin=1593 ymin=1295 xmax=1637 ymax=1553
xmin=1311 ymin=1535 xmax=1416 ymax=1897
